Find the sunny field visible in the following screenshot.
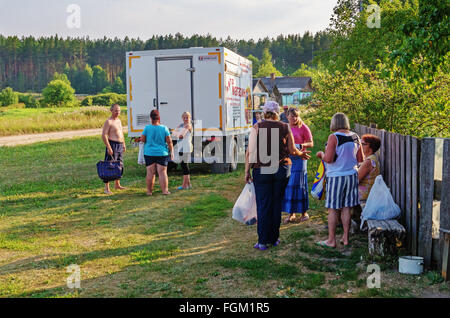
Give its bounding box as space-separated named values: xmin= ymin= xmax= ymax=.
xmin=0 ymin=106 xmax=127 ymax=136
xmin=0 ymin=112 xmax=449 ymax=298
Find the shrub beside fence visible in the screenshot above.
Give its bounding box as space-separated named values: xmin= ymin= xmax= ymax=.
xmin=355 ymin=124 xmax=449 ymax=275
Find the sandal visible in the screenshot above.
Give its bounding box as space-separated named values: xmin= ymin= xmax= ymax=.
xmin=299 ymin=214 xmax=310 ymax=222
xmin=339 ymin=239 xmax=351 ymax=247
xmin=253 ymin=243 xmax=268 ymax=251
xmin=283 ymin=215 xmax=296 ymax=224
xmin=316 ymin=240 xmax=336 ymax=248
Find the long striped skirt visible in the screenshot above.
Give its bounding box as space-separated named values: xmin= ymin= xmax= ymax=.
xmin=282 ymin=156 xmax=309 ymax=214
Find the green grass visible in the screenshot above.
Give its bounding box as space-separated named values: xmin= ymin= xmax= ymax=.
xmin=0 ymin=106 xmax=127 ymax=136
xmin=0 ymin=107 xmax=449 ymax=298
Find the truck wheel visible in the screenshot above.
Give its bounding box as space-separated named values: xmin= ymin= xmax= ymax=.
xmin=211 ymin=162 xmax=230 ymax=174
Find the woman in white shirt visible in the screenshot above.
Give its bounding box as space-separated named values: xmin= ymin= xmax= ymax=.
xmin=174 ymin=111 xmax=193 ymax=190
xmin=316 ymin=112 xmax=364 ymax=247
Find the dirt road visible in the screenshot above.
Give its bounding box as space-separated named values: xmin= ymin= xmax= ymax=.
xmin=0 ymin=127 xmax=128 ymax=147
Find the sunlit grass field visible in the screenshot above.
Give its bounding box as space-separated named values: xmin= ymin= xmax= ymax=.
xmin=0 ymin=106 xmax=127 ymax=136
xmin=0 ymin=112 xmax=448 ymax=298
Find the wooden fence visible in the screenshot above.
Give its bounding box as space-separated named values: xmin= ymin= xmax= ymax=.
xmin=354 ymin=124 xmax=449 ymax=271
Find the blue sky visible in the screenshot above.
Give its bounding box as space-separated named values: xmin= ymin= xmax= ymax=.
xmin=0 ymin=0 xmax=337 ymax=40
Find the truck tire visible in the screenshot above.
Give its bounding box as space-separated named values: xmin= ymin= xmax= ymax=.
xmin=211 ymin=162 xmax=230 ymax=174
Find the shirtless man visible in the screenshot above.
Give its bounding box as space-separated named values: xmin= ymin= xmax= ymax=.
xmin=102 ymin=104 xmax=126 ymax=194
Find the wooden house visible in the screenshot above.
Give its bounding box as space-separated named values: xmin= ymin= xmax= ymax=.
xmin=258 ymin=74 xmax=313 ymax=107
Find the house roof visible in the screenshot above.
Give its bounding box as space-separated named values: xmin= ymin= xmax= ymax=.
xmin=258 ymin=76 xmax=312 ymax=93
xmin=278 ymin=88 xmax=302 ymax=94
xmin=252 ymin=78 xmax=269 ymax=93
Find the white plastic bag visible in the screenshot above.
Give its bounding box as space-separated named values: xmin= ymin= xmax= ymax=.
xmin=361 ymin=175 xmax=401 ymax=228
xmin=232 ymin=183 xmax=257 ymax=225
xmin=138 ymin=142 xmax=146 ymax=165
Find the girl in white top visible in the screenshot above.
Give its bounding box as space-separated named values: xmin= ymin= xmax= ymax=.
xmin=174 ymin=111 xmax=193 ymax=190
xmin=316 ymin=113 xmax=364 ymax=248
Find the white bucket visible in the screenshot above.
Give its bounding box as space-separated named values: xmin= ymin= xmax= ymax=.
xmin=398 ymin=256 xmax=424 ymax=275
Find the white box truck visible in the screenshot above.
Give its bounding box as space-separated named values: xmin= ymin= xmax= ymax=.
xmin=126 ymin=47 xmax=253 ymax=173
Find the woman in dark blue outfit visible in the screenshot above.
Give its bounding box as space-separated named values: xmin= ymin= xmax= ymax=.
xmin=245 ymin=101 xmax=311 ymax=250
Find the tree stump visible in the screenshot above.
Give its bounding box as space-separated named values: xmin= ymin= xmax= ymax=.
xmin=366 ymin=220 xmax=406 ymax=256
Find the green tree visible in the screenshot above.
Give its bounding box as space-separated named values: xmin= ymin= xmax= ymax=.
xmin=92 ymin=65 xmax=109 ymax=94
xmin=75 ymin=64 xmax=93 ymax=94
xmin=319 ymin=0 xmax=418 ymax=71
xmin=0 ymin=87 xmax=19 ymax=106
xmin=291 ymin=64 xmax=315 ymax=77
xmin=111 ymin=76 xmax=125 ymax=94
xmin=392 ymin=0 xmax=450 ymax=79
xmin=247 ymin=54 xmax=260 ymax=75
xmin=53 ymin=72 xmax=71 ymax=84
xmin=41 ymin=79 xmax=76 ymax=107
xmin=255 ymin=48 xmax=282 ymax=77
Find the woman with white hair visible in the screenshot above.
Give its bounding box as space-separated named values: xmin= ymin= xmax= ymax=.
xmin=316 ymin=112 xmax=363 ymax=247
xmin=245 ymin=101 xmax=311 ymax=251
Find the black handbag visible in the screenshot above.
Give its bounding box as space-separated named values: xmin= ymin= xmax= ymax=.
xmin=97 ymin=159 xmax=123 ymax=182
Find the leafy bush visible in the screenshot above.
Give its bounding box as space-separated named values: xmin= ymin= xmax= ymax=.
xmin=310 ymin=63 xmax=450 ymax=138
xmin=41 ymin=79 xmax=77 ymax=107
xmin=18 ymin=93 xmax=40 ymax=108
xmin=81 ymin=93 xmax=127 ymax=106
xmin=0 ymin=87 xmax=19 ymax=106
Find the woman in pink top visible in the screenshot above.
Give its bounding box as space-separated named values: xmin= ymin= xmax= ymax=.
xmin=282 ymin=107 xmax=314 ymax=224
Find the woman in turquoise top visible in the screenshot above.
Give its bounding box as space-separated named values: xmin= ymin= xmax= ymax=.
xmin=139 ymin=109 xmax=174 ymax=196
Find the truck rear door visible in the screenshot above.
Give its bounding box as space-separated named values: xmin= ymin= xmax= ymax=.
xmin=156 ymin=57 xmax=193 ymax=130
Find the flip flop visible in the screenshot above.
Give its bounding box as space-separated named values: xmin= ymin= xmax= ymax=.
xmin=283 ymin=216 xmax=296 ymax=224
xmin=316 ymin=240 xmax=336 ymax=248
xmin=253 ymin=243 xmax=268 ymax=251
xmin=273 ymin=239 xmax=281 ymax=247
xmin=299 ymin=214 xmax=310 ymax=222
xmin=340 ymin=239 xmax=351 ymax=247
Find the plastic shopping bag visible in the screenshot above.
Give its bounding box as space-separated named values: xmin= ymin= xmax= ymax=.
xmin=360 ymin=175 xmax=401 ymax=229
xmin=232 ymin=183 xmax=257 ymax=225
xmin=138 ymin=142 xmax=145 ymax=165
xmin=311 ymin=160 xmax=326 ymax=200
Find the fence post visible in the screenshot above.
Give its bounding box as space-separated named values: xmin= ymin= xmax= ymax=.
xmin=418 ymin=138 xmax=435 ymax=268
xmin=440 ymin=139 xmax=450 ymax=281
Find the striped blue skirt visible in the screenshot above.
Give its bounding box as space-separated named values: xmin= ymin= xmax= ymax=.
xmin=282 ymin=156 xmax=309 ymax=214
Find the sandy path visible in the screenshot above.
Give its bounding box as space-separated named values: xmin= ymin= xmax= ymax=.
xmin=0 ymin=127 xmax=128 ymax=147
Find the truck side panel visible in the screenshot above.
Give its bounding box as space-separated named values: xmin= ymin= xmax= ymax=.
xmin=127 ymin=54 xmax=156 ymax=137
xmin=191 ymin=50 xmax=224 ymax=136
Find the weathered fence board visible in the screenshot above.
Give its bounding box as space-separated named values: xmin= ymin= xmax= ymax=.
xmin=391 ymin=132 xmax=396 ymax=198
xmin=395 ymin=134 xmax=401 ymax=205
xmin=441 ymin=139 xmax=450 ymax=280
xmin=418 ymin=138 xmax=435 ymax=268
xmin=411 ymin=137 xmax=419 ymax=256
xmin=379 ymin=129 xmax=386 ymax=177
xmin=405 ymin=135 xmax=412 ymax=251
xmin=400 ymin=134 xmax=406 ymax=226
